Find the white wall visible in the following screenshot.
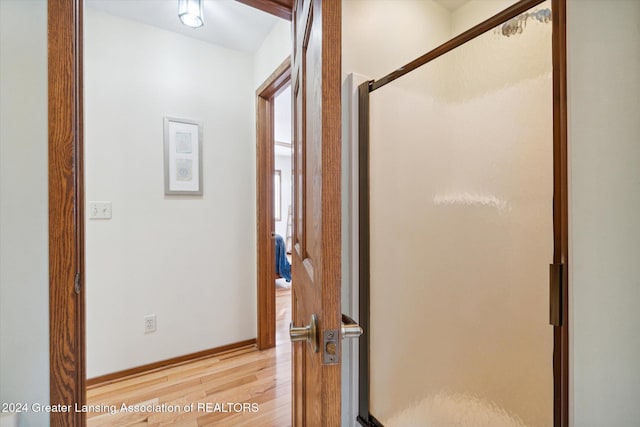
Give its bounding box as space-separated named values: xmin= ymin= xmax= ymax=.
xmin=274 ymin=154 xmax=292 ymax=240
xmin=253 ymin=19 xmax=291 ymax=90
xmin=85 ymin=8 xmax=256 ymax=377
xmin=0 ymin=1 xmax=50 ymax=426
xmin=274 ymin=85 xmax=292 ymax=240
xmin=342 ymin=0 xmax=451 ymax=82
xmin=450 ymin=0 xmax=518 ymax=35
xmin=341 ymin=71 xmax=374 ymax=427
xmin=568 ymin=1 xmax=640 ymax=426
xmin=253 ymin=17 xmax=291 ymax=247
xmin=274 ymin=85 xmax=292 ymax=144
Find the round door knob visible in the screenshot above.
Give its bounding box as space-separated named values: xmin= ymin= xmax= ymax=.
xmin=289 ymin=314 xmax=318 ymax=353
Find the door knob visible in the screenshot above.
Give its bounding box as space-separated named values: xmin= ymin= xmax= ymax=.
xmin=290 ymin=314 xmax=318 ymax=352
xmin=341 ymin=314 xmax=363 ymax=339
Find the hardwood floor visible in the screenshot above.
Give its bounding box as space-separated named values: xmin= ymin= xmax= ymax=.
xmin=87 ymin=287 xmax=292 ymax=426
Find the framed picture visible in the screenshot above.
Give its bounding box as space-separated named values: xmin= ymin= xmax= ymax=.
xmin=164 ymin=117 xmax=203 ymax=195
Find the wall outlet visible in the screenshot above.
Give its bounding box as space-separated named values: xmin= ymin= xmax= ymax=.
xmin=144 ymin=314 xmax=156 ymax=333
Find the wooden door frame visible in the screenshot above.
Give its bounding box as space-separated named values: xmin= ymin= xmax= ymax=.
xmin=47 ymin=0 xmax=293 ymax=424
xmin=237 ymin=0 xmax=294 ymax=20
xmin=49 ymin=1 xmax=85 ymax=426
xmin=256 ymin=58 xmax=292 ymax=350
xmin=356 ymin=0 xmax=569 ymax=426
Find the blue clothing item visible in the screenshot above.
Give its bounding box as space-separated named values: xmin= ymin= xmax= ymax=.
xmin=275 ymin=234 xmax=291 ymax=282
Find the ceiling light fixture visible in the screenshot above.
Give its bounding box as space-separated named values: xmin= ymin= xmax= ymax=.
xmin=178 ymin=0 xmax=205 ymax=29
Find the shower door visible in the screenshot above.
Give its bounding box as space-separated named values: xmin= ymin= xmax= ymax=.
xmin=360 ymin=2 xmax=555 ymax=426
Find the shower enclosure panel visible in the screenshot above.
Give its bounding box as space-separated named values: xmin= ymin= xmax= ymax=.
xmin=361 ymin=2 xmax=554 ymax=426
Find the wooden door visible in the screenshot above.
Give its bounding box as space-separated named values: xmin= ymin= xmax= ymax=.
xmin=290 ymin=0 xmax=342 ymax=425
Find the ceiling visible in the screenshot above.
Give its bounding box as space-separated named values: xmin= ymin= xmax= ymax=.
xmin=86 ymin=0 xmax=284 ymax=52
xmin=86 ymin=0 xmax=476 ymax=53
xmin=434 ymin=0 xmax=469 ymax=12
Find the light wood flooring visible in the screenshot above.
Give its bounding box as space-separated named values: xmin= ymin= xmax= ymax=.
xmin=87 ymin=287 xmax=292 ymax=426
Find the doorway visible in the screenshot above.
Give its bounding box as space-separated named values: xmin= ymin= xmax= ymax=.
xmin=255 ymin=58 xmax=292 ymax=350
xmin=49 ymin=0 xmax=295 ymax=424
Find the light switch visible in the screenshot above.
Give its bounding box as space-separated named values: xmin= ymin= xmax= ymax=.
xmin=89 ymin=201 xmax=112 ymax=219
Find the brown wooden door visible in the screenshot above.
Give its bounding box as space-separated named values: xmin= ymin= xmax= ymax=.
xmin=290 ymin=0 xmax=342 ymax=425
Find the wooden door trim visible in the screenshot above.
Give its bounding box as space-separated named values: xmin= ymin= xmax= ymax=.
xmin=49 ymin=0 xmax=85 ymax=425
xmin=256 ymin=57 xmax=291 ymax=350
xmin=357 ymin=0 xmax=569 ymax=426
xmin=235 ymin=0 xmax=294 ymax=21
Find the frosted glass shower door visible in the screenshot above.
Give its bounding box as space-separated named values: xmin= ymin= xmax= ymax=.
xmin=367 ymin=5 xmax=554 ymax=427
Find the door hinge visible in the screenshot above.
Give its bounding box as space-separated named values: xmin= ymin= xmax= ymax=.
xmin=74 ymin=272 xmax=81 ymax=295
xmin=549 ymin=263 xmax=563 ymax=326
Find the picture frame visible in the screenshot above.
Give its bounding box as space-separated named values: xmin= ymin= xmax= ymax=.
xmin=164 ymin=117 xmax=203 ymax=195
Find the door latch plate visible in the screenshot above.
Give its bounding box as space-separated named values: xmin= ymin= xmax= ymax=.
xmin=323 ymin=329 xmax=339 ymax=364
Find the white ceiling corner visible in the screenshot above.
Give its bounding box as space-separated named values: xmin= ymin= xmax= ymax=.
xmin=86 ymin=0 xmax=285 ymax=52
xmin=434 ymin=0 xmax=470 ymax=12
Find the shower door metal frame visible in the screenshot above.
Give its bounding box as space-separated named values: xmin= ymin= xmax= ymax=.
xmin=357 ymin=0 xmax=569 ymax=426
